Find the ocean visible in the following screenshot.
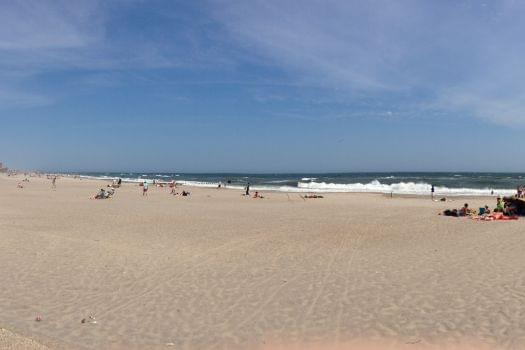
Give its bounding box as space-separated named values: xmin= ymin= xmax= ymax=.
xmin=67 ymin=172 xmax=525 ymax=197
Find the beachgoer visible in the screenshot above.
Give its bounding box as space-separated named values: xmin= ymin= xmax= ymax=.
xmin=245 ymin=182 xmax=250 ymax=196
xmin=431 ymin=184 xmax=435 ymax=199
xmin=504 ymin=205 xmax=512 ymax=216
xmin=304 ymin=194 xmax=324 ymax=199
xmin=51 ymin=176 xmax=56 ymax=189
xmin=253 ymin=191 xmax=263 ymax=198
xmin=459 ymin=203 xmax=469 ymax=216
xmin=143 ymin=181 xmax=149 ymax=196
xmin=95 ymin=189 xmax=106 ymax=199
xmin=442 ymin=209 xmax=458 ymax=217
xmin=496 ymin=197 xmax=504 ymax=212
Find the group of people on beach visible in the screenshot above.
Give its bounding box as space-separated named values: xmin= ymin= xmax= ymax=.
xmin=242 ymin=183 xmax=265 ymax=198
xmin=443 ymin=195 xmax=522 ymax=219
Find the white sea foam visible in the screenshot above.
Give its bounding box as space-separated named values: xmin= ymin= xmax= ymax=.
xmin=76 ymin=175 xmax=516 ymax=196
xmin=267 ymin=179 xmax=293 ymax=184
xmin=297 ymin=180 xmax=515 ymax=196
xmin=175 ymin=180 xmax=245 ymax=190
xmin=301 ymin=177 xmax=317 ymax=181
xmin=79 ymin=175 xmax=154 ymax=183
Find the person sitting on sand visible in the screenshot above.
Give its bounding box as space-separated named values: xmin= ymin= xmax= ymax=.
xmin=518 ymin=186 xmax=525 ymax=199
xmin=105 ymin=188 xmax=115 ymax=198
xmin=484 ymin=205 xmax=491 ymax=215
xmin=17 ymin=182 xmax=24 ymax=188
xmin=253 ymin=191 xmax=264 ymax=198
xmin=495 ymin=197 xmax=505 ymax=212
xmin=504 ymin=202 xmax=517 ymax=216
xmin=304 ymin=194 xmax=324 ymax=199
xmin=459 ymin=203 xmax=469 ymax=216
xmin=110 ymin=178 xmax=121 ymax=188
xmin=94 ymin=189 xmax=106 ymax=199
xmin=442 ymin=208 xmax=459 ymax=216
xmin=181 ymin=190 xmax=190 ymax=196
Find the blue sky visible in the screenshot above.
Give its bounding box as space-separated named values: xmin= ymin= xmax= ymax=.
xmin=1 ymin=0 xmax=524 ymax=172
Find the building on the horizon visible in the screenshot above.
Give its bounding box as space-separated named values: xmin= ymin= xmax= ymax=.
xmin=0 ymin=162 xmax=8 ymax=172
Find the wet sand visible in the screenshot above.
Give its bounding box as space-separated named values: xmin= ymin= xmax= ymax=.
xmin=1 ymin=174 xmax=524 ymax=349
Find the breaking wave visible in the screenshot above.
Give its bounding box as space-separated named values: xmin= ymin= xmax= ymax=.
xmin=297 ymin=180 xmax=514 ymax=196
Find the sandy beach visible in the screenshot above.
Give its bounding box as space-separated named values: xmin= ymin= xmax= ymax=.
xmin=1 ymin=174 xmax=524 ymax=349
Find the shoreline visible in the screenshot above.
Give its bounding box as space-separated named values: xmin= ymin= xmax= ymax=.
xmin=5 ymin=172 xmax=517 ymax=198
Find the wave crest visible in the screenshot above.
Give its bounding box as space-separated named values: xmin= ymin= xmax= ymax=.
xmin=297 ymin=180 xmax=514 ymax=196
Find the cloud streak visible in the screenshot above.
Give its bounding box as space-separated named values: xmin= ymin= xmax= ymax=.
xmin=211 ymin=0 xmax=525 ymax=125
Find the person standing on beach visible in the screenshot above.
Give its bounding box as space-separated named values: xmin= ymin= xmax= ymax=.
xmin=431 ymin=184 xmax=435 ymax=199
xmin=51 ymin=176 xmax=57 ymax=189
xmin=245 ymin=182 xmax=250 ymax=196
xmin=143 ymin=181 xmax=149 ymax=196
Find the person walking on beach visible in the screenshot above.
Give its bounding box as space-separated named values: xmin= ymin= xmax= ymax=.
xmin=142 ymin=181 xmax=149 ymax=196
xmin=245 ymin=182 xmax=250 ymax=196
xmin=431 ymin=184 xmax=435 ymax=199
xmin=51 ymin=176 xmax=57 ymax=189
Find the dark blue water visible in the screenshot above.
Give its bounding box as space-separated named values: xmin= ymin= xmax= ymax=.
xmin=67 ymin=172 xmax=525 ymax=196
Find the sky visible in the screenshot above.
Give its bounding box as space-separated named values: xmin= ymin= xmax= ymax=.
xmin=1 ymin=0 xmax=524 ymax=173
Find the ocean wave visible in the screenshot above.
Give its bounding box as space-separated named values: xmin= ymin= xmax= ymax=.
xmin=176 ymin=180 xmax=245 ymax=190
xmin=297 ymin=180 xmax=515 ymax=196
xmin=301 ymin=177 xmax=317 ymax=181
xmin=267 ymin=179 xmax=294 ymax=184
xmin=76 ymin=175 xmax=516 ymax=196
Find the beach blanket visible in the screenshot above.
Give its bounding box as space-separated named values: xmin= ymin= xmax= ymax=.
xmin=471 ymin=213 xmax=519 ymax=221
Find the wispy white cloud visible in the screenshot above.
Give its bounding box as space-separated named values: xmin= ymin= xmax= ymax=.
xmin=210 ymin=0 xmax=525 ymax=125
xmin=0 ymin=0 xmax=191 ymax=108
xmin=0 ymin=88 xmax=53 ymax=108
xmin=0 ymin=1 xmax=103 ymax=50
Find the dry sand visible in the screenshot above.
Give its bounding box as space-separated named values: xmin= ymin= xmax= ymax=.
xmin=1 ymin=174 xmax=524 ymax=349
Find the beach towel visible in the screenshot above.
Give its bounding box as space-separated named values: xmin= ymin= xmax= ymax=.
xmin=471 ymin=213 xmax=519 ymax=221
